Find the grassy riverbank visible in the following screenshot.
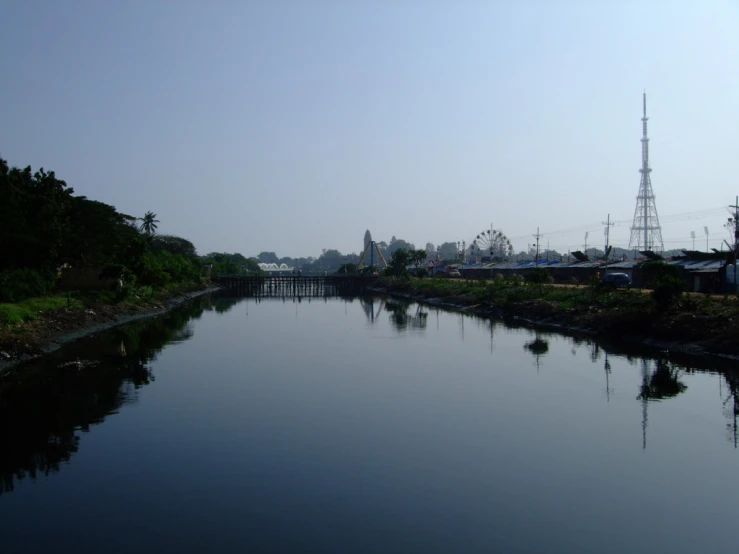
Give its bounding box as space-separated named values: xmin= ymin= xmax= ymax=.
xmin=374 ymin=276 xmax=739 ymax=358
xmin=0 ymin=283 xmax=217 ymax=365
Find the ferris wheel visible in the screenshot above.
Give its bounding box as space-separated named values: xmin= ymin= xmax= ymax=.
xmin=469 ymin=226 xmax=514 ymax=261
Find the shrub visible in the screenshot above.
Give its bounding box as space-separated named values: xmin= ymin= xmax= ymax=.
xmin=524 ymin=268 xmax=553 ymax=285
xmin=652 ymin=275 xmax=684 ymax=311
xmin=642 ymin=261 xmax=681 ymax=288
xmin=0 ymin=268 xmax=56 ymax=302
xmin=136 ymin=286 xmax=154 ymax=300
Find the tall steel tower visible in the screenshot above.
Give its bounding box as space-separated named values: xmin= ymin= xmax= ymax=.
xmin=629 ymin=92 xmax=664 ymax=252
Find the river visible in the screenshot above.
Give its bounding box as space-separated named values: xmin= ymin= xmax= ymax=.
xmin=1 ymin=293 xmax=737 ymax=553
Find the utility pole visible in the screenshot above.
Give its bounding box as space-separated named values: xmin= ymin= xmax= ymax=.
xmin=729 ymin=196 xmax=739 ymax=291
xmin=690 ymin=231 xmax=695 ymax=250
xmin=603 ymin=214 xmax=614 ymax=261
xmin=584 ymin=231 xmax=589 ymax=258
xmin=533 ymin=227 xmax=542 ymax=267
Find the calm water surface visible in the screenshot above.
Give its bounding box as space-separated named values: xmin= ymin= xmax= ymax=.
xmin=1 ymin=294 xmax=738 ymax=553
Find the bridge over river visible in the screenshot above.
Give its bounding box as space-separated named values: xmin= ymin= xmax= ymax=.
xmin=214 ymin=275 xmax=374 ymax=297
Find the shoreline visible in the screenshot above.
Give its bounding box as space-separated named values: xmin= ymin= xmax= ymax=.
xmin=370 ymin=285 xmax=739 ymax=364
xmin=0 ymin=285 xmax=222 ymax=372
xmin=3 ymin=280 xmax=737 ymax=371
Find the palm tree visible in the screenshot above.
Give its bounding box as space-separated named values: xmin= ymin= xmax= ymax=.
xmin=139 ymin=211 xmax=160 ymax=235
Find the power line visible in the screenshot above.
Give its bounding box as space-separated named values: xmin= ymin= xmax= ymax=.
xmin=506 ymin=206 xmax=727 ymax=242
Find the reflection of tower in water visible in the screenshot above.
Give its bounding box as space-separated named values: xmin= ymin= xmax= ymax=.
xmin=489 ymin=320 xmax=496 ymax=353
xmin=603 ymin=352 xmax=612 ymax=402
xmin=722 ymin=371 xmax=739 ymax=448
xmin=641 ymin=359 xmax=649 ymax=450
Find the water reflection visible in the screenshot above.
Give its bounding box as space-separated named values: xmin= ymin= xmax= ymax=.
xmin=400 ymin=300 xmax=739 ymax=449
xmin=723 ymin=371 xmax=739 ymax=447
xmin=359 ymin=296 xmax=385 ymax=323
xmin=524 ymin=332 xmax=549 ymax=370
xmin=385 ymin=299 xmax=428 ymax=332
xmin=0 ymin=294 xmax=240 ymax=495
xmin=638 ymin=359 xmax=688 ymax=401
xmin=3 ymin=292 xmax=739 ymax=502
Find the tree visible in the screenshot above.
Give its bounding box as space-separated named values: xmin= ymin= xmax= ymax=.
xmin=642 ymin=261 xmax=683 ymax=311
xmin=410 ymin=249 xmax=427 ymax=267
xmin=139 ymin=211 xmax=159 ymax=236
xmin=257 ymin=252 xmax=279 ymax=264
xmin=203 ymin=252 xmax=261 ymax=275
xmin=0 ymin=160 xmax=75 ymax=271
xmin=524 ymin=267 xmax=553 ymax=295
xmin=64 ymin=197 xmax=145 ymax=268
xmin=386 ymin=248 xmax=412 ymax=277
xmin=150 ymin=235 xmax=197 ymax=258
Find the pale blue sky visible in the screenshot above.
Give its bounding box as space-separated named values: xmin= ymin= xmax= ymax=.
xmin=2 ymin=1 xmax=738 ymax=257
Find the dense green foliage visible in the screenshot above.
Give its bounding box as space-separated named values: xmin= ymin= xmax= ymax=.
xmin=641 ymin=261 xmax=684 ymax=311
xmin=0 ymin=157 xmax=259 ymax=304
xmin=524 ymin=268 xmax=553 ymax=285
xmin=652 ymin=275 xmax=684 ymax=311
xmin=377 ymin=274 xmax=688 ymax=317
xmin=386 ymin=249 xmax=411 ymax=277
xmin=0 ymin=269 xmax=57 ymax=303
xmin=641 ymin=261 xmax=681 ymax=287
xmin=385 ymin=248 xmax=427 ymax=277
xmin=203 ymin=253 xmax=261 ymax=276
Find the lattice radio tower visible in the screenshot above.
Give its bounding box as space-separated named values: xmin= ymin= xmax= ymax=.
xmin=629 ymin=92 xmax=664 ymax=252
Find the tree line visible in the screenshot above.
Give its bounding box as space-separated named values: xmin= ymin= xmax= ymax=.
xmin=0 ymin=158 xmax=258 ymax=302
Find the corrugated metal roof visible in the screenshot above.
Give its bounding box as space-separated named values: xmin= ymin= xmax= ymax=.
xmin=684 ymin=260 xmax=725 ymax=272
xmin=606 ymin=261 xmax=639 ymax=269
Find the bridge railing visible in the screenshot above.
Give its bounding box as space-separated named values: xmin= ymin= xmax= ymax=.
xmin=212 ymin=274 xmax=375 ymax=297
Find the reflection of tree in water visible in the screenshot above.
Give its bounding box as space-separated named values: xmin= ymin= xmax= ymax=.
xmin=541 ymin=328 xmax=739 ymax=447
xmin=385 ymin=300 xmax=427 ymax=332
xmin=524 ymin=332 xmax=549 ymax=370
xmin=0 ymin=294 xmax=239 ymax=496
xmin=637 ymin=359 xmax=687 ymax=401
xmin=636 ymin=358 xmax=688 ymax=450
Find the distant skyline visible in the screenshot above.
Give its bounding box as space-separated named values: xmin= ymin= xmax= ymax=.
xmin=2 ymin=1 xmax=738 ymax=258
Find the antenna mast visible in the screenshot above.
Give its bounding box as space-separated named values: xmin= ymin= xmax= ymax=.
xmin=629 ymin=92 xmax=664 ymax=253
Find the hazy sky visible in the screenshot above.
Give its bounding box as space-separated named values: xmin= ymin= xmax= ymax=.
xmin=2 ymin=1 xmax=738 ymax=258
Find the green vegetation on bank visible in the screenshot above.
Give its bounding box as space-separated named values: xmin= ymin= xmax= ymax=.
xmin=376 ymin=274 xmax=739 ymax=355
xmin=379 ymin=274 xmax=655 ymax=311
xmin=0 ymin=157 xmax=258 ymax=323
xmin=0 ymin=295 xmax=84 ymax=325
xmin=378 ymin=273 xmax=739 ymax=331
xmin=382 ymin=249 xmax=694 ymax=315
